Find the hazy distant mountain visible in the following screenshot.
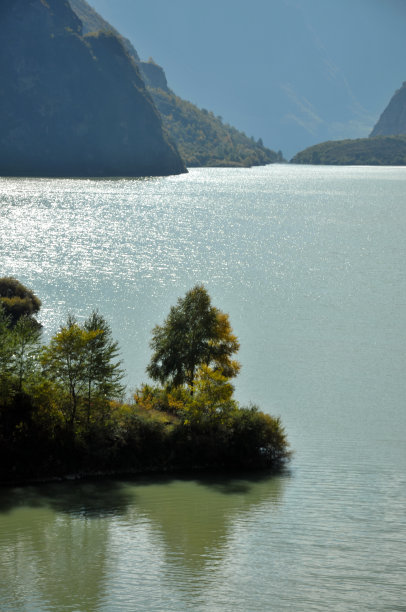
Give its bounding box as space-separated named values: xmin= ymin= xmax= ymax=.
xmin=0 ymin=0 xmax=185 ymax=177
xmin=370 ymin=82 xmax=406 ymax=137
xmin=68 ymin=0 xmax=281 ymax=167
xmin=77 ymin=0 xmax=405 ymax=160
xmin=291 ymin=81 xmax=406 ymax=165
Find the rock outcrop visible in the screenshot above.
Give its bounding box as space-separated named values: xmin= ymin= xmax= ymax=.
xmin=370 ymin=82 xmax=406 ymax=137
xmin=0 ymin=0 xmax=186 ymax=177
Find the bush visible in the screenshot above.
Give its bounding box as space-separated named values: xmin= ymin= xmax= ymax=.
xmin=0 ymin=277 xmax=41 ymax=327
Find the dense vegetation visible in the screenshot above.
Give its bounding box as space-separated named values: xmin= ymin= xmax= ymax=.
xmin=291 ymin=136 xmax=406 ymax=166
xmin=0 ymin=277 xmax=42 ymax=328
xmin=0 ymin=281 xmax=290 ymax=483
xmin=150 ymin=86 xmax=284 ymax=167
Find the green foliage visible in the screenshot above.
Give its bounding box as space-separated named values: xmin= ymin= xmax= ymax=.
xmin=41 ymin=315 xmax=99 ymax=427
xmin=40 ymin=313 xmax=124 ymax=429
xmin=174 ymin=367 xmax=289 ymax=468
xmin=291 ymin=136 xmax=406 ymax=165
xmin=83 ymin=310 xmax=125 ymax=423
xmin=140 ymin=283 xmax=290 ymax=470
xmin=12 ymin=316 xmax=42 ymax=392
xmin=0 ymin=277 xmax=41 ymax=327
xmin=150 ymin=88 xmax=284 ymax=167
xmin=227 ymin=406 xmax=289 ymax=466
xmin=0 ymin=281 xmax=290 ymax=482
xmin=132 ymin=380 xmax=290 ymax=471
xmin=0 ymin=306 xmax=41 ymax=404
xmin=0 ymin=306 xmax=15 ymax=404
xmin=147 ymin=285 xmax=240 ymax=391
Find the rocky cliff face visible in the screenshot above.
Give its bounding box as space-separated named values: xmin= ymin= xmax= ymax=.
xmin=139 ymin=62 xmax=170 ymax=93
xmin=68 ymin=2 xmax=168 ymax=92
xmin=67 ymin=0 xmax=280 ymax=167
xmin=68 ymin=0 xmax=140 ymax=63
xmin=370 ymin=82 xmax=406 ymax=137
xmin=0 ymin=0 xmax=185 ymax=177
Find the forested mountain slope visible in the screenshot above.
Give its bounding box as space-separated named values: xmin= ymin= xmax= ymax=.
xmin=291 ymin=136 xmax=406 ymax=166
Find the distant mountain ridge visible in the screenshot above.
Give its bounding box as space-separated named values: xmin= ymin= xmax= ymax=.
xmin=68 ymin=0 xmax=282 ymax=167
xmin=370 ymin=81 xmax=406 ymax=137
xmin=291 ymin=80 xmax=406 ymax=165
xmin=0 ymin=0 xmax=185 ymax=177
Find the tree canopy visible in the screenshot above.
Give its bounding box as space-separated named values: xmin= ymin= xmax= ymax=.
xmin=150 ymin=88 xmax=284 ymax=167
xmin=0 ymin=281 xmax=290 ymax=480
xmin=0 ymin=277 xmax=41 ymax=327
xmin=40 ymin=312 xmax=124 ymax=428
xmin=147 ymin=285 xmax=240 ymax=391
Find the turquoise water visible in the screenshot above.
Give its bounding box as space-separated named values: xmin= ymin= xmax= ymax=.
xmin=0 ymin=165 xmax=405 ymax=610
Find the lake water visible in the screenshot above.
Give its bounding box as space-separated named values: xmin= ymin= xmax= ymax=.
xmin=0 ymin=165 xmax=405 ymax=610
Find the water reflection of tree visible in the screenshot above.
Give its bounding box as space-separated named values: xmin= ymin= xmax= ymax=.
xmin=128 ymin=472 xmax=287 ymax=571
xmin=0 ymin=473 xmax=288 ymax=609
xmin=0 ymin=481 xmax=135 ymax=611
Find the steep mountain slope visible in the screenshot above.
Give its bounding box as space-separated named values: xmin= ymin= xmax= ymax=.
xmin=150 ymin=86 xmax=282 ymax=167
xmin=370 ymin=82 xmax=406 ymax=137
xmin=68 ymin=0 xmax=140 ymax=62
xmin=68 ymin=0 xmax=282 ymax=167
xmin=0 ymin=0 xmax=185 ymax=177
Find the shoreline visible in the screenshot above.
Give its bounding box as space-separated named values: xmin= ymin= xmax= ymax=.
xmin=0 ymin=461 xmax=290 ymax=488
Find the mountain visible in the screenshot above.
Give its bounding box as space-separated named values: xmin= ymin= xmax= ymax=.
xmin=370 ymin=82 xmax=406 ymax=137
xmin=146 ymin=77 xmax=283 ymax=167
xmin=0 ymin=0 xmax=185 ymax=177
xmin=68 ymin=0 xmax=282 ymax=167
xmin=290 ymin=136 xmax=406 ymax=166
xmin=68 ymin=0 xmax=140 ymax=63
xmin=291 ymin=81 xmax=406 ymax=165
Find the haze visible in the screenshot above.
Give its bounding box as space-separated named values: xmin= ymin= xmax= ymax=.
xmin=86 ymin=0 xmax=405 ymax=158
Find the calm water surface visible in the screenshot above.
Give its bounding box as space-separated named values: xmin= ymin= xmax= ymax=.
xmin=0 ymin=165 xmax=405 ymax=610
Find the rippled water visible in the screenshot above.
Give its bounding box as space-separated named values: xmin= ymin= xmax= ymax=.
xmin=1 ymin=165 xmax=405 ymax=610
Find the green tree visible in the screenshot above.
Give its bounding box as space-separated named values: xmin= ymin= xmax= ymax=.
xmin=147 ymin=285 xmax=240 ymax=392
xmin=0 ymin=306 xmax=14 ymax=405
xmin=12 ymin=315 xmax=42 ymax=392
xmin=40 ymin=315 xmax=100 ymax=428
xmin=40 ymin=313 xmax=125 ymax=429
xmin=0 ymin=277 xmax=42 ymax=327
xmin=83 ymin=310 xmax=125 ymax=424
